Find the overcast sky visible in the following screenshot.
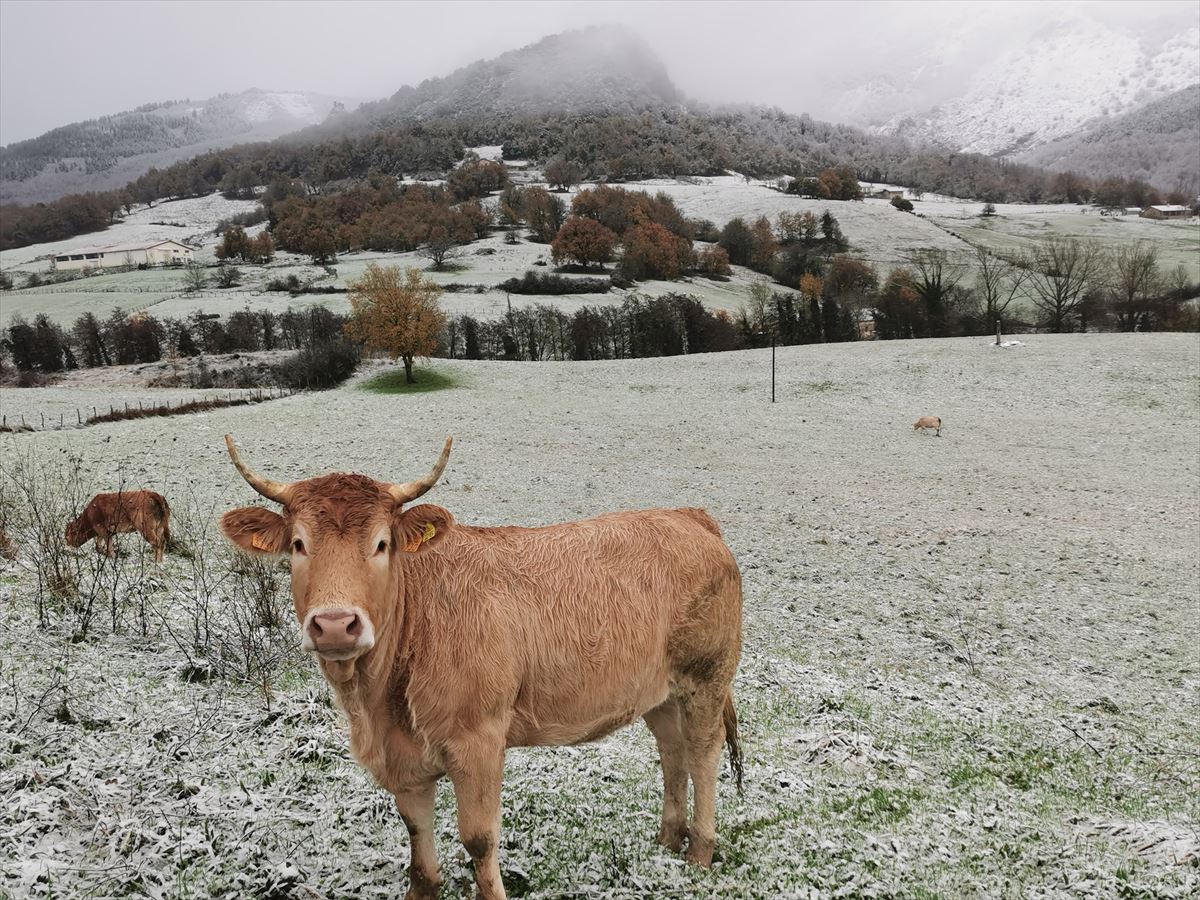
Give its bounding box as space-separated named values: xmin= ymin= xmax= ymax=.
xmin=1 ymin=0 xmax=1196 ymax=144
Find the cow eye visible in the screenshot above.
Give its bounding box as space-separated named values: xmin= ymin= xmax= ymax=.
xmin=375 ymin=540 xmax=388 ymax=555
xmin=292 ymin=538 xmax=306 ymax=555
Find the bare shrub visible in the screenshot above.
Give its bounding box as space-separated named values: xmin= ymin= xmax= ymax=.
xmin=157 ymin=496 xmax=301 ymax=708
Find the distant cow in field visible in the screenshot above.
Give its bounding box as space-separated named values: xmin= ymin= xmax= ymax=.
xmin=219 ymin=435 xmax=744 ymax=900
xmin=913 ymin=415 xmax=942 ymax=436
xmin=65 ymin=491 xmax=170 ymax=562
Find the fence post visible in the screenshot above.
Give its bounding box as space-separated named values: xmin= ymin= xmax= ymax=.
xmin=41 ymin=413 xmax=45 ymax=428
xmin=77 ymin=409 xmax=81 ymax=424
xmin=60 ymin=413 xmax=64 ymax=428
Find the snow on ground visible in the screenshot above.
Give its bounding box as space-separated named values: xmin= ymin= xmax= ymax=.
xmin=2 ymin=180 xmax=1197 ymax=331
xmin=1 ymin=334 xmax=1197 ymax=898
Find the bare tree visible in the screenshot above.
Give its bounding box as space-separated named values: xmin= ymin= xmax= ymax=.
xmin=1107 ymin=241 xmax=1161 ymax=331
xmin=418 ymin=226 xmax=461 ymax=270
xmin=544 ymin=158 xmax=582 ymax=193
xmin=907 ymin=249 xmax=964 ymax=337
xmin=973 ymin=246 xmax=1029 ymax=333
xmin=1023 ymin=237 xmax=1104 ymax=333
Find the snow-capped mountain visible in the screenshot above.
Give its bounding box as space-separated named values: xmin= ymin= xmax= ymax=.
xmin=839 ymin=8 xmax=1199 ymax=160
xmin=0 ymin=89 xmax=355 ymax=203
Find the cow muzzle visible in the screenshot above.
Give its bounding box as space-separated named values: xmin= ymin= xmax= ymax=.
xmin=302 ymin=607 xmax=375 ymax=660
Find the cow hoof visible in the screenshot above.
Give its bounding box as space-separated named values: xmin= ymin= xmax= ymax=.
xmin=404 ymin=881 xmax=440 ymax=900
xmin=685 ymin=835 xmax=715 ymax=867
xmin=656 ymin=823 xmax=688 ymax=853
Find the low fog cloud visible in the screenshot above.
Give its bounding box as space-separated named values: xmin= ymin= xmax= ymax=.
xmin=2 ymin=0 xmax=1196 ymax=143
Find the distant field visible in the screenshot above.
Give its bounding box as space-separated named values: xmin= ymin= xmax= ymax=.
xmin=925 ymin=206 xmax=1200 ymax=282
xmin=2 ymin=181 xmax=1197 ymax=329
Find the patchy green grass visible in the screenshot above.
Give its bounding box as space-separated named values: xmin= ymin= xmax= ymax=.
xmin=358 ymin=367 xmax=462 ymax=395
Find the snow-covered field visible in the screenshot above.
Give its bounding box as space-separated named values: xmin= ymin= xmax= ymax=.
xmin=1 ymin=334 xmax=1197 ymax=898
xmin=2 ymin=180 xmax=1197 ymax=331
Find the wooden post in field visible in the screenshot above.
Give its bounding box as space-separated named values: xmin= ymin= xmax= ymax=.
xmin=995 ymin=321 xmax=1001 ymax=346
xmin=41 ymin=413 xmax=45 ymax=428
xmin=77 ymin=409 xmax=81 ymax=424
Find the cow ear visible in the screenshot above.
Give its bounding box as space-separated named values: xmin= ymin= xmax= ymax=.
xmin=221 ymin=507 xmax=289 ymax=555
xmin=396 ymin=504 xmax=453 ymax=554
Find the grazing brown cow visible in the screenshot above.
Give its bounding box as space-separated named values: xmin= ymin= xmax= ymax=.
xmin=66 ymin=490 xmax=171 ymax=562
xmin=219 ymin=435 xmax=743 ymax=900
xmin=913 ymin=415 xmax=942 ymax=436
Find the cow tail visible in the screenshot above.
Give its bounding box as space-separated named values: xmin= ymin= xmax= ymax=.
xmin=723 ymin=690 xmax=744 ymax=795
xmin=154 ymin=495 xmax=171 ymax=547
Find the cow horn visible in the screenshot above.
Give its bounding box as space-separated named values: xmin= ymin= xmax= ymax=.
xmin=224 ymin=434 xmax=294 ymax=504
xmin=388 ymin=437 xmax=453 ymax=505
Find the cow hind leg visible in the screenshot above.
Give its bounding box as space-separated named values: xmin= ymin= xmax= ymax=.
xmin=393 ymin=780 xmax=441 ymax=900
xmin=678 ymin=687 xmax=729 ymax=867
xmin=643 ymin=698 xmax=689 ymax=852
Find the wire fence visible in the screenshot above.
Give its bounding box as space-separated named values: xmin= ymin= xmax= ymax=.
xmin=0 ymin=387 xmax=295 ymax=434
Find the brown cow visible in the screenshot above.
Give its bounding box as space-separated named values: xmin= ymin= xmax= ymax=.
xmin=219 ymin=435 xmax=743 ymax=900
xmin=913 ymin=415 xmax=942 ymax=436
xmin=66 ymin=490 xmax=170 ymax=562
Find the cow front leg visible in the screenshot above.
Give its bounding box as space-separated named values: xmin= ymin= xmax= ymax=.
xmin=394 ymin=780 xmax=441 ymax=900
xmin=447 ymin=734 xmax=506 ymax=900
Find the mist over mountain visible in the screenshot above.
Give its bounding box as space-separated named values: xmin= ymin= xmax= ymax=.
xmin=3 ymin=12 xmax=1197 ymax=211
xmin=348 ymin=26 xmax=682 ymax=127
xmin=0 ymin=89 xmax=352 ymax=203
xmin=828 ymin=5 xmax=1198 ymax=187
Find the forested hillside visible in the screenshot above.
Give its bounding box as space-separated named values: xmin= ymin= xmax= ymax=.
xmin=1017 ymin=84 xmax=1200 ymax=196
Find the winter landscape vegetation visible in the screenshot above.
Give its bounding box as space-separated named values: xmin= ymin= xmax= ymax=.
xmin=0 ymin=2 xmax=1198 ymax=897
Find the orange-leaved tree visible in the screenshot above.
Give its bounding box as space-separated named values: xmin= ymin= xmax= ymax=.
xmin=551 ymin=216 xmax=618 ymax=268
xmin=346 ymin=264 xmax=446 ymax=384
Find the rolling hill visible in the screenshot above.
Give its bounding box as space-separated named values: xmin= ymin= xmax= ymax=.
xmin=0 ymin=89 xmax=352 ymax=204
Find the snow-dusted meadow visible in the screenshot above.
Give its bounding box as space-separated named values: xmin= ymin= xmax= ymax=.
xmin=4 ymin=179 xmax=1196 ymax=331
xmin=1 ymin=333 xmax=1197 ymax=898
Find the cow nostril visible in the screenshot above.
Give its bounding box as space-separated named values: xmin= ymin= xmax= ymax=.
xmin=308 ymin=618 xmax=324 ymax=637
xmin=346 ymin=615 xmax=362 ymax=637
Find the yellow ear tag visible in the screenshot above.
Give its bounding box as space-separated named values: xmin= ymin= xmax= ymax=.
xmin=404 ymin=522 xmax=436 ymax=553
xmin=251 ymin=533 xmax=273 ymax=552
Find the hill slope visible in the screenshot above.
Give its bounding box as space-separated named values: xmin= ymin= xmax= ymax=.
xmin=1015 ymin=84 xmax=1200 ymax=193
xmin=0 ymin=89 xmax=350 ymax=204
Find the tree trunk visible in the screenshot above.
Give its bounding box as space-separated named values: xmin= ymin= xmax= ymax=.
xmin=403 ymin=355 xmax=415 ymax=384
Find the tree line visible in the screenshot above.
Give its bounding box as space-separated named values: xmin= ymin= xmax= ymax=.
xmin=2 ymin=305 xmax=351 ymax=375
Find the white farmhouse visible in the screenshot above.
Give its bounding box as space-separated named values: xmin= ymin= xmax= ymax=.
xmin=52 ymin=239 xmax=194 ymax=271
